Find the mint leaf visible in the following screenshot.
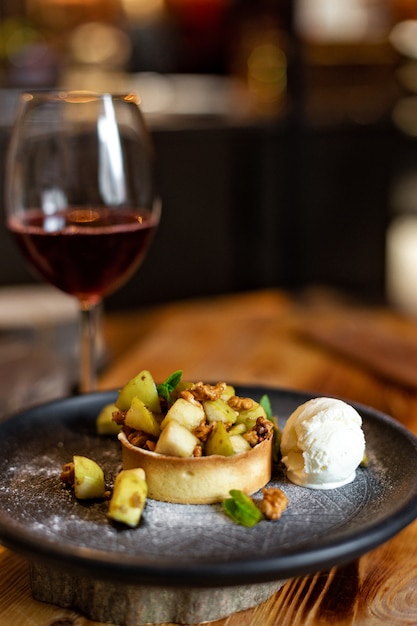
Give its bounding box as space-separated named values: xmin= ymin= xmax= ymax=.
xmin=156 ymin=370 xmax=183 ymax=403
xmin=222 ymin=489 xmax=263 ymax=527
xmin=260 ymin=394 xmax=281 ymax=462
xmin=259 ymin=394 xmax=272 ymax=419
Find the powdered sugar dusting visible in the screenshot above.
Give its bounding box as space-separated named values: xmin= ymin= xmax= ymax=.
xmin=0 ymin=388 xmax=415 ymax=572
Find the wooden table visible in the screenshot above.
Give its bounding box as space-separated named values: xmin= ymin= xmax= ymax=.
xmin=2 ymin=288 xmax=417 ymax=625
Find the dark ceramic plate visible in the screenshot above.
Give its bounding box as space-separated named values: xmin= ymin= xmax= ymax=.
xmin=0 ymin=387 xmax=416 ymax=588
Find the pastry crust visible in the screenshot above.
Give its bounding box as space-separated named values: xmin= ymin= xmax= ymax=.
xmin=119 ymin=430 xmax=273 ymax=504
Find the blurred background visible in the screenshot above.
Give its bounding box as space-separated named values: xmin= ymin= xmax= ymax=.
xmin=1 ymin=0 xmax=417 ymax=314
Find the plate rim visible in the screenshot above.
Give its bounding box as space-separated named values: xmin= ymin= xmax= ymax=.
xmin=0 ymin=386 xmax=416 ymax=587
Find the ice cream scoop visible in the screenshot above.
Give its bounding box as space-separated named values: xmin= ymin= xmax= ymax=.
xmin=280 ymin=397 xmax=366 ymax=489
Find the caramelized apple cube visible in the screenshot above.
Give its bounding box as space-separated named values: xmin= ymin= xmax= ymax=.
xmin=205 ymin=421 xmax=235 ymax=456
xmin=160 ymin=397 xmax=205 ymax=431
xmin=203 ymin=399 xmax=238 ymax=425
xmin=108 ymin=468 xmax=147 ymax=527
xmin=155 ymin=420 xmax=198 ymax=457
xmin=124 ymin=396 xmax=161 ymax=437
xmin=229 ymin=434 xmax=251 ymax=454
xmin=116 ymin=369 xmax=161 ymax=413
xmin=228 ymin=423 xmax=247 ymax=436
xmin=73 ymin=455 xmax=106 ymax=500
xmin=220 ymin=384 xmax=235 ymax=400
xmin=235 ymin=402 xmax=267 ymax=430
xmin=96 ymin=403 xmax=121 ymax=435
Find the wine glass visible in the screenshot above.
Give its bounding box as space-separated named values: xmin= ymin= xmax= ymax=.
xmin=5 ymin=91 xmax=160 ymax=393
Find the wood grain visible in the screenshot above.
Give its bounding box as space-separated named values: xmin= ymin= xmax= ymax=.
xmin=1 ymin=289 xmax=417 ymax=625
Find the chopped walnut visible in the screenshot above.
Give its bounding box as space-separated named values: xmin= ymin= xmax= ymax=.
xmin=179 ymin=390 xmax=203 ymax=406
xmin=259 ymin=487 xmax=288 ymax=520
xmin=192 ymin=443 xmax=203 ymax=457
xmin=184 ymin=381 xmax=227 ymax=402
xmin=127 ymin=430 xmax=157 ymax=451
xmin=127 ymin=430 xmax=148 ymax=447
xmin=192 ymin=420 xmax=214 ymax=442
xmin=243 ymin=416 xmax=273 ymax=446
xmin=60 ymin=462 xmax=74 ymax=486
xmin=227 ymin=396 xmax=254 ymax=411
xmin=112 ymin=409 xmax=126 ymax=425
xmin=243 ymin=430 xmax=259 ymax=446
xmin=254 ymin=416 xmax=273 ymax=441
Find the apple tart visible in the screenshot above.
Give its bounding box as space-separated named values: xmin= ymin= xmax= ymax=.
xmin=110 ymin=370 xmax=275 ymax=504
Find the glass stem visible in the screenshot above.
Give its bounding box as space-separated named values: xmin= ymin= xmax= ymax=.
xmin=79 ymin=302 xmax=99 ymax=394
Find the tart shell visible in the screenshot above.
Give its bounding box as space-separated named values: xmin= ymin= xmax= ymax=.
xmin=118 ymin=431 xmax=273 ymax=504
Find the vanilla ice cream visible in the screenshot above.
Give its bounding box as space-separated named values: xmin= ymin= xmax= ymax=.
xmin=280 ymin=397 xmax=366 ymax=489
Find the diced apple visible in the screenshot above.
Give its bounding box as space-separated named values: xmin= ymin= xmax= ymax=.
xmin=108 ymin=468 xmax=147 ymax=527
xmin=96 ymin=403 xmax=121 ymax=435
xmin=229 ymin=434 xmax=251 ymax=454
xmin=154 ymin=420 xmax=198 ymax=457
xmin=220 ymin=384 xmax=235 ymax=400
xmin=116 ymin=370 xmax=161 ymax=413
xmin=235 ymin=402 xmax=267 ymax=430
xmin=203 ymin=399 xmax=238 ymax=425
xmin=205 ymin=421 xmax=235 ymax=456
xmin=73 ymin=455 xmax=106 ymax=500
xmin=160 ymin=397 xmax=205 ymax=431
xmin=228 ymin=423 xmax=247 ymax=436
xmin=124 ymin=396 xmax=161 ymax=437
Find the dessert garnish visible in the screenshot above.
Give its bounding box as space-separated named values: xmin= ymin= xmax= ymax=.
xmin=107 ymin=468 xmax=147 ymax=527
xmin=59 ymin=373 xmax=367 ymax=529
xmin=223 ymin=486 xmax=288 ymax=527
xmin=60 ymin=455 xmax=107 ymax=500
xmin=280 ymin=397 xmax=366 ymax=489
xmin=114 ymin=370 xmax=276 ymax=504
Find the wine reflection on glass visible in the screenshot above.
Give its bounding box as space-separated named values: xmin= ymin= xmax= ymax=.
xmin=5 ymin=91 xmax=160 ymax=393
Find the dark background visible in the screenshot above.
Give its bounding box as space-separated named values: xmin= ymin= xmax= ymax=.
xmin=0 ymin=0 xmax=416 ymax=310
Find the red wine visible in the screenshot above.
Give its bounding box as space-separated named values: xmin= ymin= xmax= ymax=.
xmin=8 ymin=208 xmax=158 ymax=305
